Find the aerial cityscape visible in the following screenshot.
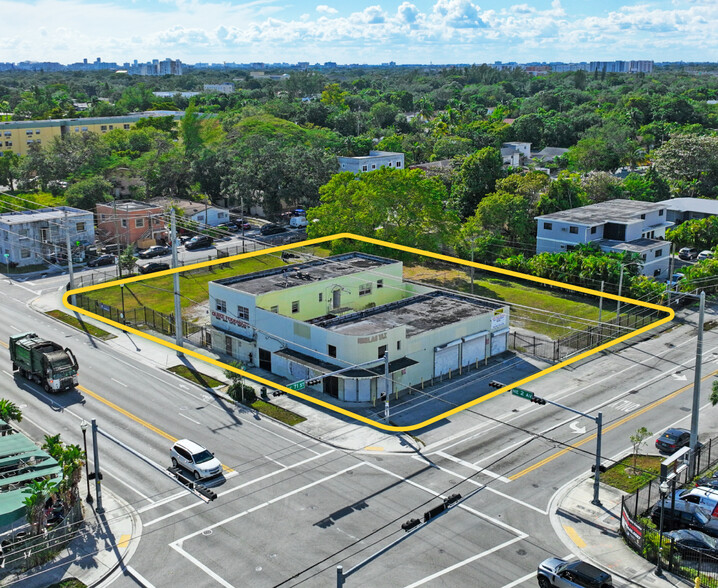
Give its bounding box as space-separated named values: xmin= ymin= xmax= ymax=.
xmin=0 ymin=1 xmax=718 ymax=587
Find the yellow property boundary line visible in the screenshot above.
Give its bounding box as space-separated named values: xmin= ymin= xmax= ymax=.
xmin=63 ymin=232 xmax=674 ymax=432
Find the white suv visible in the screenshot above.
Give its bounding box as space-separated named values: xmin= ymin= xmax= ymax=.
xmin=170 ymin=439 xmax=223 ymax=480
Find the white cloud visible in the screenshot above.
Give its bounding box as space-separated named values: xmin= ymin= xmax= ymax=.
xmin=316 ymin=4 xmax=338 ymax=14
xmin=397 ymin=2 xmax=419 ymax=24
xmin=432 ymin=0 xmax=486 ymax=29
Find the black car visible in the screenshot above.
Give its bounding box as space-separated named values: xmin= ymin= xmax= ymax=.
xmin=185 ymin=235 xmax=214 ymax=250
xmin=138 ymin=245 xmax=171 ymax=259
xmin=666 ymin=529 xmax=718 ymax=556
xmin=260 ymin=224 xmax=287 ymax=236
xmin=656 ymin=428 xmax=691 ymax=453
xmin=651 ymin=501 xmax=718 ymax=537
xmin=138 ymin=262 xmax=170 ymax=274
xmin=537 ymin=557 xmax=612 ymax=588
xmin=87 ymin=254 xmax=116 ymax=268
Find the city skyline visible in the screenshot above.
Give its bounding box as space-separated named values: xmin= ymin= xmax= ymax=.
xmin=1 ymin=0 xmax=715 ymax=65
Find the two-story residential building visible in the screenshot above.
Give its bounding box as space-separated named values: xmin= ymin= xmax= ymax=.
xmin=208 ymin=252 xmax=510 ymax=402
xmin=0 ymin=207 xmax=95 ymax=267
xmin=535 ymin=199 xmax=673 ymax=278
xmin=337 ymin=151 xmax=405 ymax=174
xmin=149 ymin=198 xmax=230 ymax=228
xmin=96 ymin=200 xmax=166 ymax=249
xmin=500 ymin=142 xmax=531 ymax=167
xmin=662 ymin=198 xmax=718 ymax=226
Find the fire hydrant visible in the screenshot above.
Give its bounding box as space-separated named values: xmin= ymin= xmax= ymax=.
xmin=695 ymin=576 xmax=701 ymax=588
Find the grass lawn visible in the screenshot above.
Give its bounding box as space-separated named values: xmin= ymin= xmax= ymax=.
xmin=602 ymin=454 xmax=663 ymax=493
xmin=249 ymin=399 xmax=306 ymax=426
xmin=404 ymin=264 xmax=617 ymax=340
xmin=47 ymin=580 xmax=87 ymax=588
xmin=167 ymin=365 xmax=225 ymax=389
xmin=45 ymin=310 xmax=116 ymax=340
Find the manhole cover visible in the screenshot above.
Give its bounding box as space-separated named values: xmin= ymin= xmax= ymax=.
xmin=255 ymin=566 xmax=263 ymax=572
xmin=202 ymin=529 xmax=212 ymax=536
xmin=516 ymin=549 xmax=527 ymax=556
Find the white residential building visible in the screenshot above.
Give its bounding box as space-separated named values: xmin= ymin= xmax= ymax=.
xmin=337 ymin=151 xmax=405 ymax=173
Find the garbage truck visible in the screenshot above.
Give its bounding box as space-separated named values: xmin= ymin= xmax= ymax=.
xmin=9 ymin=332 xmax=79 ymax=392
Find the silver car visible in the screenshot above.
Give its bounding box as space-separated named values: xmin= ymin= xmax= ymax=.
xmin=537 ymin=557 xmax=612 ymax=588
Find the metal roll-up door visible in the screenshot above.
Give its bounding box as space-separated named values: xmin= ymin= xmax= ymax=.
xmin=434 ymin=340 xmax=460 ymax=377
xmin=462 ymin=332 xmax=487 ymax=366
xmin=490 ymin=328 xmax=509 ymax=356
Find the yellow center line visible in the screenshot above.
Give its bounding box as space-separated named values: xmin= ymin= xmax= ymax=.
xmin=509 ymin=370 xmax=717 ymax=481
xmin=0 ymin=340 xmax=8 ymax=349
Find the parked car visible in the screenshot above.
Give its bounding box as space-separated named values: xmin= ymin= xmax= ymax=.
xmin=170 ymin=439 xmax=223 ymax=480
xmin=234 ymin=219 xmax=252 ymax=231
xmin=184 ymin=235 xmax=214 ymax=250
xmin=665 ymin=529 xmax=718 ymax=556
xmin=695 ymin=472 xmax=718 ymax=491
xmin=656 ymin=428 xmax=691 ymax=453
xmin=537 ymin=557 xmax=612 ymax=588
xmin=138 ymin=262 xmax=170 ymax=274
xmin=654 ymin=487 xmax=718 ymax=518
xmin=650 ymin=501 xmax=718 ymax=537
xmin=87 ymin=254 xmax=116 ymax=268
xmin=667 ymin=273 xmax=685 ymax=289
xmin=698 ymin=250 xmax=715 ymax=261
xmin=290 ymin=216 xmax=308 ymax=228
xmin=678 ymin=247 xmax=699 ymax=261
xmin=260 ymin=223 xmax=287 ymax=236
xmin=138 ymin=245 xmax=170 ymax=259
xmin=216 ymin=222 xmax=239 ymax=233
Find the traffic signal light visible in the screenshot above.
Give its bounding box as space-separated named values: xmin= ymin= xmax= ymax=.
xmin=444 ymin=493 xmax=461 ymax=507
xmin=531 ymin=396 xmax=546 ymax=405
xmin=402 ymin=518 xmax=421 ymax=532
xmin=196 ymin=484 xmax=217 ymax=502
xmin=591 ymin=464 xmax=607 ymax=473
xmin=489 ymin=380 xmax=505 ymax=389
xmin=306 ymin=377 xmax=323 ymax=386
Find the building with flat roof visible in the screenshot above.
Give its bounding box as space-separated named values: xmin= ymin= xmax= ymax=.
xmin=96 ymin=200 xmax=166 ymax=248
xmin=535 ymin=199 xmax=673 ymax=278
xmin=662 ymin=198 xmax=718 ymax=225
xmin=337 ymin=151 xmax=405 ymax=174
xmin=208 ymin=252 xmax=510 ymax=402
xmin=149 ymin=197 xmax=229 ymax=228
xmin=0 ymin=207 xmax=94 ymax=267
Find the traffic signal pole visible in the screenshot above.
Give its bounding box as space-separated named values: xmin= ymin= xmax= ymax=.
xmin=494 ymin=381 xmax=604 ymax=506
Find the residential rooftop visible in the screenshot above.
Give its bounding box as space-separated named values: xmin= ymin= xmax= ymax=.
xmin=317 ymin=291 xmax=502 ymax=338
xmin=337 ymin=150 xmax=403 ymax=160
xmin=663 ymin=198 xmax=718 ymax=215
xmin=536 ymin=199 xmax=667 ymax=224
xmin=0 ymin=206 xmax=90 ymax=225
xmin=597 ymin=238 xmax=664 ymax=253
xmin=97 ymin=200 xmax=160 ymax=212
xmin=213 ymin=252 xmax=398 ymax=295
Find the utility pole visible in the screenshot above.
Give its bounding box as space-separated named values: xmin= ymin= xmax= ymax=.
xmin=241 ymin=193 xmax=246 ymax=254
xmin=689 ymin=291 xmax=705 ymax=477
xmin=91 ymin=419 xmax=104 ymax=514
xmin=598 ymin=280 xmax=604 ymax=326
xmin=171 ymin=209 xmax=183 ymax=356
xmin=666 ymin=242 xmax=676 ymax=306
xmin=383 ymin=351 xmax=390 ymax=421
xmin=616 ymin=264 xmax=625 ymax=319
xmin=64 ymin=210 xmax=75 ymax=304
xmin=113 ymin=199 xmax=122 ymax=279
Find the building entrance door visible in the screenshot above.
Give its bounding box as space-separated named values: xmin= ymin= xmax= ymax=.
xmin=258 ymin=348 xmax=272 ymax=371
xmin=323 ymin=376 xmax=339 ymax=398
xmin=332 ymin=289 xmax=341 ymax=309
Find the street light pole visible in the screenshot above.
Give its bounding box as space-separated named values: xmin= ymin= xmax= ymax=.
xmin=655 ymin=480 xmax=669 ymax=575
xmin=80 ymin=421 xmax=93 ymax=504
xmin=120 ymin=284 xmax=126 ymax=325
xmin=91 ymin=419 xmax=104 ymax=514
xmin=689 ymin=291 xmax=705 ymax=478
xmin=616 ymin=264 xmax=625 ymax=319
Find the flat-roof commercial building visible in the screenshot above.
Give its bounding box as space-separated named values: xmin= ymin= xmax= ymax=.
xmin=337 ymin=151 xmax=405 ymax=174
xmin=208 ymin=253 xmax=510 ymax=402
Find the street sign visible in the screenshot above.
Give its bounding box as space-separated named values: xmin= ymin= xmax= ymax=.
xmin=287 ymin=381 xmax=306 ymax=391
xmin=512 ymin=388 xmax=534 ymax=400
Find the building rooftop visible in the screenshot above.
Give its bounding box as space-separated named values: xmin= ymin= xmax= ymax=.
xmin=214 ymin=252 xmax=398 ymax=295
xmin=317 ymin=291 xmax=502 ymax=338
xmin=662 ymin=198 xmax=718 ymax=215
xmin=149 ymin=197 xmax=224 ymax=216
xmin=0 ymin=111 xmax=184 ymax=130
xmin=536 ymin=199 xmax=666 ymax=224
xmin=598 ymin=238 xmax=664 ymax=253
xmin=0 ymin=206 xmax=90 ymax=225
xmin=338 ymin=151 xmax=403 ymax=160
xmin=97 ymin=200 xmax=161 ymax=212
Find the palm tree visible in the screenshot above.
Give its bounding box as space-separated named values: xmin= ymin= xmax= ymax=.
xmin=22 ymin=479 xmax=57 ymax=535
xmin=41 ymin=434 xmax=63 ymax=460
xmin=58 ymin=444 xmax=85 ymax=507
xmin=0 ymin=399 xmax=22 ymax=424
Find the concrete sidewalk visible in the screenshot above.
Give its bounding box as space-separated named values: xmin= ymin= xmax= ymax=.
xmin=551 ymin=476 xmax=691 ymax=588
xmin=0 ymin=476 xmax=141 ymax=588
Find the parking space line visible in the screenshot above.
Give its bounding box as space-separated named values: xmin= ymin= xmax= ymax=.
xmin=403 ymin=536 xmax=526 ymax=588
xmin=436 ymin=451 xmax=510 ymax=483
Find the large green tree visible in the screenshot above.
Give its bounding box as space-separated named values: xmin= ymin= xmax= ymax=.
xmin=65 ymin=176 xmax=112 ymax=211
xmin=652 ymin=134 xmax=718 ymax=197
xmin=450 ymin=147 xmax=504 ymax=218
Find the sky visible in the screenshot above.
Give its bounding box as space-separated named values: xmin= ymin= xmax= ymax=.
xmin=1 ymin=0 xmax=716 ymax=65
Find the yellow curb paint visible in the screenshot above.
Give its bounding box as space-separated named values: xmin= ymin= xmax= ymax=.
xmin=64 ymin=233 xmax=674 ymax=432
xmin=364 ymin=446 xmax=385 ymax=451
xmin=117 ymin=534 xmax=131 ymax=549
xmin=564 ymin=525 xmax=587 ymax=549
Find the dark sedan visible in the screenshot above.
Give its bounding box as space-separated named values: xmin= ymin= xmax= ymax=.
xmin=87 ymin=254 xmax=116 ymax=268
xmin=185 ymin=235 xmax=214 ymax=250
xmin=138 ymin=245 xmax=171 ymax=259
xmin=666 ymin=529 xmax=718 ymax=556
xmin=138 ymin=262 xmax=170 ymax=274
xmin=651 ymin=502 xmax=718 ymax=537
xmin=656 ymin=428 xmax=691 ymax=453
xmin=260 ymin=224 xmax=287 ymax=236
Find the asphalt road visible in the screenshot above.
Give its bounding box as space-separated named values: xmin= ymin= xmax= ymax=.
xmin=0 ymin=274 xmax=717 ymax=587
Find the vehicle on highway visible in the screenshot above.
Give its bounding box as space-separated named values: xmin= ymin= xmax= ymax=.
xmin=138 ymin=245 xmax=170 ymax=259
xmin=87 ymin=254 xmax=116 ymax=268
xmin=650 ymin=501 xmax=718 ymax=536
xmin=9 ymin=332 xmax=79 ymax=392
xmin=170 ymin=439 xmax=223 ymax=480
xmin=665 ymin=529 xmax=718 ymax=556
xmin=537 ymin=557 xmax=612 ymax=587
xmin=138 ymin=262 xmax=170 ymax=274
xmin=678 ymin=247 xmax=699 ymax=261
xmin=656 ymin=428 xmax=690 ymax=453
xmin=260 ymin=223 xmax=287 ymax=236
xmin=698 ymin=250 xmax=714 ymax=261
xmin=184 ymin=235 xmax=214 ymax=250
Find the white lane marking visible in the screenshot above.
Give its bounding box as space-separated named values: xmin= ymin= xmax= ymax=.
xmin=101 ymin=466 xmax=156 ymax=504
xmin=403 ymin=535 xmax=526 ymax=588
xmin=265 ymin=455 xmax=285 ymax=468
xmin=367 ymin=462 xmax=525 ymax=536
xmin=611 ymin=399 xmax=640 ymax=412
xmin=569 ymin=421 xmax=586 ymax=434
xmin=415 ymin=456 xmax=547 ymax=515
xmin=9 ymin=325 xmax=18 ymax=330
xmin=178 ymin=412 xmax=200 ymax=425
xmin=2 ymin=370 xmax=12 ymax=378
xmin=436 ymin=451 xmax=511 ymax=483
xmin=126 ymin=566 xmax=158 ymax=588
xmin=111 ymin=378 xmax=128 ymax=388
xmin=142 ymin=449 xmax=335 ymax=521
xmin=170 ymin=544 xmax=234 ymax=588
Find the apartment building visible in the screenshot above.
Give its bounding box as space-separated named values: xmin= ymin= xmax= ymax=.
xmin=337 ymin=151 xmax=405 ymax=174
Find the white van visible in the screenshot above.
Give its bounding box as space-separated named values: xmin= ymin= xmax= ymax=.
xmin=290 ymin=216 xmax=308 ymax=228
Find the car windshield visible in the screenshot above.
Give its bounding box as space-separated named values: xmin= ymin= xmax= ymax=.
xmin=193 ymin=450 xmax=214 ymax=464
xmin=696 ymin=508 xmax=711 ymax=524
xmin=662 ymin=433 xmax=679 ymax=441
